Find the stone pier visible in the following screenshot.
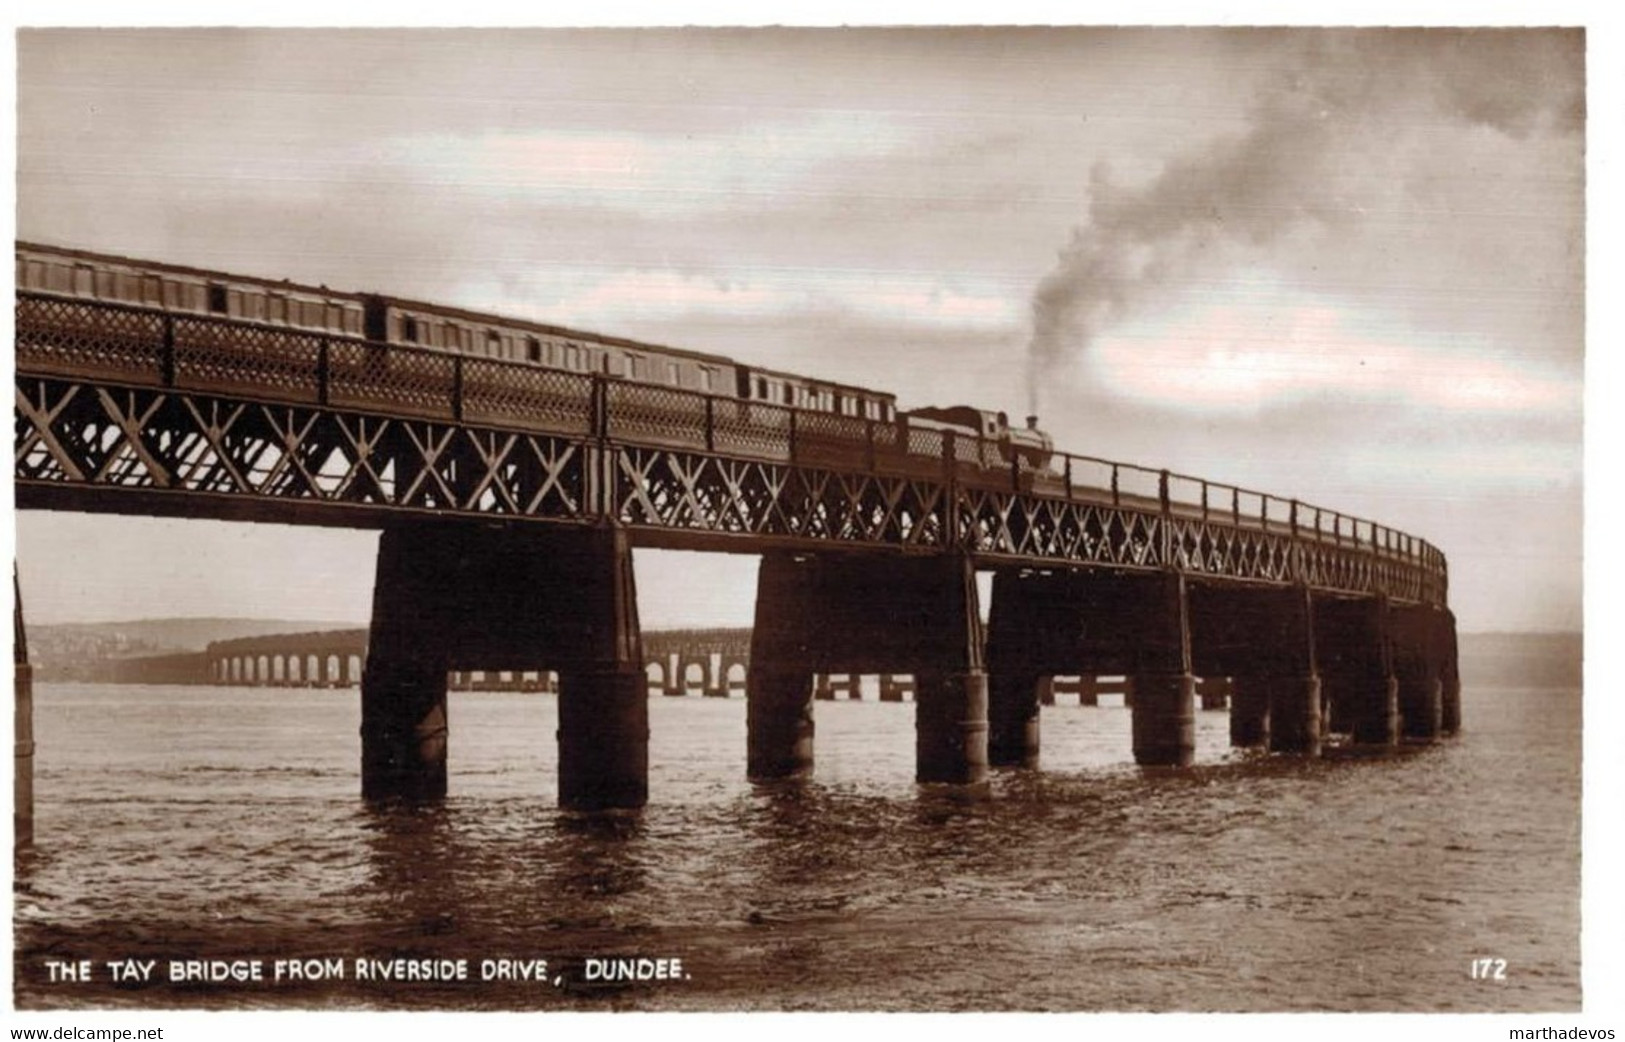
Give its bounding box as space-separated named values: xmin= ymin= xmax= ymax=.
xmin=1313 ymin=595 xmax=1398 ymax=747
xmin=986 ymin=568 xmax=1195 ymax=768
xmin=1391 ymin=602 xmax=1447 ymax=744
xmin=1228 ymin=675 xmax=1271 ymax=748
xmin=985 ymin=569 xmax=1043 ymax=767
xmin=747 ymin=551 xmax=987 ymax=785
xmin=14 ymin=567 xmax=34 ymax=850
xmin=1439 ymin=609 xmax=1462 ymax=735
xmin=361 ymin=523 xmax=647 ymax=809
xmin=878 ymin=675 xmax=914 ymax=702
xmin=1188 ymin=582 xmax=1320 ymax=756
xmin=1198 ymin=678 xmax=1231 ymax=711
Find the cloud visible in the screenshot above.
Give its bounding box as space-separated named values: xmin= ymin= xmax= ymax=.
xmin=450 ymin=267 xmax=1021 ymax=340
xmin=1084 ymin=281 xmax=1581 ymax=420
xmin=385 ymin=111 xmax=914 ymax=213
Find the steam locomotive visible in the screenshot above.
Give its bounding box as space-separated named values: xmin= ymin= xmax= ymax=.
xmin=906 ymin=405 xmax=1054 ymax=469
xmin=16 ymin=241 xmax=1055 ymax=474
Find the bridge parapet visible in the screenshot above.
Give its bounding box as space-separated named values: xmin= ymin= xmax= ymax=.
xmin=642 ymin=628 xmax=751 ymax=660
xmin=207 ymin=628 xmax=368 ymax=658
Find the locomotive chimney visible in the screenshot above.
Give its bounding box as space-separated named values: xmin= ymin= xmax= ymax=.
xmin=1025 ymin=414 xmax=1039 ymax=430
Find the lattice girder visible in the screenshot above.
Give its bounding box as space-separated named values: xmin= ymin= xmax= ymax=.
xmin=17 ymin=366 xmax=1443 ymax=603
xmin=16 ymin=376 xmax=588 ymax=522
xmin=610 ymin=444 xmax=950 ymax=549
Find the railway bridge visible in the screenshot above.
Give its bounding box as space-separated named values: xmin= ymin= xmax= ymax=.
xmin=15 ymin=285 xmax=1458 ymax=810
xmin=208 ymin=628 xmax=367 ymax=687
xmin=200 ymin=625 xmax=916 ymax=699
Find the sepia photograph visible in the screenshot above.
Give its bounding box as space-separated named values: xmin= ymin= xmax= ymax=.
xmin=6 ymin=9 xmax=1608 ymax=1034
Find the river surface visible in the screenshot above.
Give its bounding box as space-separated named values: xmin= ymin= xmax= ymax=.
xmin=12 ymin=678 xmax=1581 ymax=1012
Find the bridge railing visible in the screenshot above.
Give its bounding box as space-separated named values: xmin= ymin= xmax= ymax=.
xmin=1049 ymin=451 xmax=1437 ymax=572
xmin=17 ymin=293 xmax=601 ymax=438
xmin=16 ymin=290 xmax=1444 ymax=590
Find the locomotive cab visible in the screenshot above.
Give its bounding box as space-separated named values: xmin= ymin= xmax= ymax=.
xmin=1006 ymin=413 xmax=1055 ymax=469
xmin=905 ymin=406 xmax=1054 ymax=469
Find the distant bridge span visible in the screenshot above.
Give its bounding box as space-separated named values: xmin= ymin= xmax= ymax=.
xmin=15 ymin=274 xmax=1458 ymax=810
xmin=200 ymin=626 xmax=922 ymax=701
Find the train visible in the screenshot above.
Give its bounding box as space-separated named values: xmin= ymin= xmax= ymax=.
xmin=15 ymin=241 xmax=1054 ymax=472
xmin=907 ymin=405 xmax=1054 ymax=469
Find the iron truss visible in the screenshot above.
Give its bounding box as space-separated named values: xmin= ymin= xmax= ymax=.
xmin=14 ymin=292 xmax=1447 ymax=605
xmin=16 ymin=377 xmax=589 ymax=525
xmin=952 ymin=487 xmax=1444 ymax=604
xmin=611 ymin=444 xmax=950 ymax=548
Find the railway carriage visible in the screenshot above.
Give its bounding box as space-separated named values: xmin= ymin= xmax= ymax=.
xmin=16 ymin=242 xmax=1051 ymax=477
xmin=17 ymin=242 xmax=366 ymax=335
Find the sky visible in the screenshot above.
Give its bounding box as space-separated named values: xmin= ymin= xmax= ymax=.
xmin=10 ymin=24 xmax=1588 ymax=633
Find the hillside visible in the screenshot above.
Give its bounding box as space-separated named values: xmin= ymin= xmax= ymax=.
xmin=19 ymin=617 xmax=1583 ymax=691
xmin=23 ymin=617 xmax=361 ymax=681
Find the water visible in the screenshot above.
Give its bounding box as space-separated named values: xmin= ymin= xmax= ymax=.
xmin=13 ymin=680 xmax=1580 ymax=1011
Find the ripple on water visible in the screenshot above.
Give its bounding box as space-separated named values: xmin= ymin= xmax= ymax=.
xmin=14 ymin=683 xmax=1581 ymax=1011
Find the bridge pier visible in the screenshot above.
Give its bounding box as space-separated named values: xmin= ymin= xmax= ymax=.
xmin=1439 ymin=610 xmax=1462 ymax=735
xmin=916 ymin=667 xmax=990 ymax=784
xmin=747 ymin=665 xmax=816 ymax=776
xmin=1391 ymin=603 xmax=1447 ymax=743
xmin=555 ymin=528 xmax=647 ymax=809
xmin=361 ymin=651 xmax=449 ymax=802
xmin=747 ymin=551 xmax=987 ymax=785
xmin=558 ymin=662 xmax=648 ymax=810
xmin=986 ymin=567 xmax=1196 ymax=767
xmin=1325 ymin=682 xmax=1357 ymax=735
xmin=1065 ymin=676 xmax=1102 ymax=706
xmin=1359 ymin=676 xmax=1403 ymax=746
xmin=1188 ymin=582 xmax=1320 ymax=755
xmin=1398 ymin=670 xmax=1442 ymax=743
xmin=361 ymin=528 xmax=453 ymax=801
xmin=658 ymin=654 xmax=682 ymax=697
xmin=746 ymin=555 xmax=816 ymax=778
xmin=15 ymin=568 xmax=35 ymax=850
xmin=1268 ymin=675 xmax=1323 ymax=755
xmin=987 ymin=570 xmax=1045 ymax=767
xmin=813 ymin=673 xmax=862 ymax=701
xmin=1228 ymin=675 xmax=1270 ymax=748
xmin=914 ymin=554 xmax=988 ymax=784
xmin=986 ymin=671 xmax=1042 ymax=768
xmin=1314 ymin=595 xmax=1399 ymax=747
xmin=361 ymin=523 xmax=647 ymax=809
xmin=1130 ymin=673 xmax=1196 ymax=766
xmin=878 ymin=674 xmax=912 ymax=702
xmin=1126 ymin=574 xmax=1195 ymax=765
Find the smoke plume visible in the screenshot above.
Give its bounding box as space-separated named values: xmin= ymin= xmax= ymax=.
xmin=1025 ymin=30 xmax=1583 ymax=417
